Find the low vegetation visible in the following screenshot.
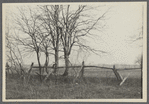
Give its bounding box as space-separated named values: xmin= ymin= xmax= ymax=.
xmin=6 ymin=68 xmax=142 ymax=99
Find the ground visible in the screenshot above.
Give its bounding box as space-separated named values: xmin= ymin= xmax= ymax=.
xmin=6 ymin=68 xmax=142 ymax=99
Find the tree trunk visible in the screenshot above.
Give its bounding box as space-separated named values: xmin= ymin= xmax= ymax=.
xmin=63 ymin=53 xmax=69 ymax=76
xmin=36 ymin=51 xmax=42 ymax=82
xmin=53 ymin=49 xmax=59 ymax=74
xmin=44 ymin=50 xmax=49 ymax=74
xmin=141 ymin=55 xmax=143 ymax=70
xmin=53 ymin=6 xmax=59 ymax=74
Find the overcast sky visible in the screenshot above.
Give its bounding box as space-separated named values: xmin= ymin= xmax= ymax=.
xmin=4 ymin=2 xmax=146 ymax=65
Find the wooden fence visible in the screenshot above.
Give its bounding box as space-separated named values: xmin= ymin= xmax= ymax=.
xmin=32 ymin=63 xmax=141 ymax=85
xmin=32 ymin=65 xmax=140 ymax=70
xmin=5 ymin=61 xmax=141 ymax=85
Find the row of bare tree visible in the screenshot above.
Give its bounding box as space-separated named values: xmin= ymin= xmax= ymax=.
xmin=6 ymin=5 xmax=109 ymax=81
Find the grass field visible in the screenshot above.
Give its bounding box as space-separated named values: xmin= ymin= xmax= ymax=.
xmin=6 ymin=67 xmax=142 ymax=99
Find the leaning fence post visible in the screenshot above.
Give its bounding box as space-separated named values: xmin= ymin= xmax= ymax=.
xmin=112 ymin=65 xmax=122 ymax=81
xmin=26 ymin=62 xmax=34 ymax=84
xmin=73 ymin=61 xmax=86 ymax=83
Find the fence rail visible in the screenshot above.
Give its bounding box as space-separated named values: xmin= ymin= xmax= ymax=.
xmin=32 ymin=65 xmax=141 ymax=70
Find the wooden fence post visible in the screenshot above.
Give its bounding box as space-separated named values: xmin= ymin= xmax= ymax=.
xmin=23 ymin=62 xmax=34 ymax=85
xmin=73 ymin=61 xmax=86 ymax=84
xmin=112 ymin=65 xmax=122 ymax=81
xmin=79 ymin=61 xmax=84 ymax=78
xmin=6 ymin=62 xmax=10 ymax=75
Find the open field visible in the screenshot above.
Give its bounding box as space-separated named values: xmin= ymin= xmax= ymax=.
xmin=6 ymin=67 xmax=142 ymax=99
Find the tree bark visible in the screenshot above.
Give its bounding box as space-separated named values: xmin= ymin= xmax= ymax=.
xmin=44 ymin=49 xmax=49 ymax=74
xmin=36 ymin=51 xmax=42 ymax=82
xmin=53 ymin=49 xmax=59 ymax=73
xmin=53 ymin=5 xmax=59 ymax=74
xmin=63 ymin=53 xmax=69 ymax=76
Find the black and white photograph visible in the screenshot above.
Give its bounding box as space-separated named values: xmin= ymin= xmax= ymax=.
xmin=2 ymin=2 xmax=147 ymax=102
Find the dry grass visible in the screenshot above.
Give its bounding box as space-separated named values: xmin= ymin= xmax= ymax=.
xmin=6 ymin=68 xmax=142 ymax=99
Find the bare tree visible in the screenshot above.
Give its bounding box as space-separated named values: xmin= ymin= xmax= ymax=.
xmin=40 ymin=37 xmax=52 ymax=74
xmin=55 ymin=5 xmax=108 ymax=76
xmin=13 ymin=7 xmax=47 ymax=81
xmin=39 ymin=5 xmax=62 ymax=74
xmin=12 ymin=5 xmax=109 ymax=79
xmin=5 ymin=22 xmax=23 ymax=75
xmin=135 ymin=54 xmax=143 ymax=70
xmin=132 ymin=5 xmax=143 ymax=71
